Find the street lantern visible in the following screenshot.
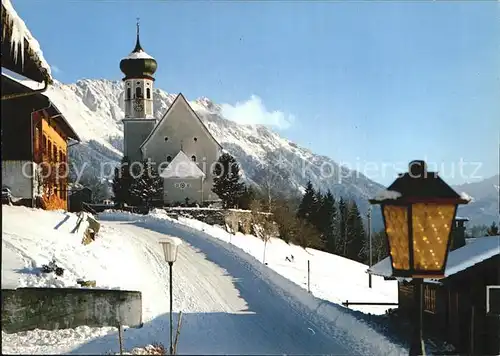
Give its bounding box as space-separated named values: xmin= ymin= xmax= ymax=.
xmin=160 ymin=238 xmax=180 ymax=264
xmin=370 ymin=160 xmax=469 ymax=356
xmin=159 ymin=237 xmax=182 ymax=355
xmin=369 ymin=160 xmax=469 ymax=279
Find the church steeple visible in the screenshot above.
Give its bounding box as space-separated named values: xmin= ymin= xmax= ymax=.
xmin=120 ymin=20 xmax=157 ymax=119
xmin=119 ymin=20 xmax=157 ymax=81
xmin=133 ymin=18 xmax=143 ymax=53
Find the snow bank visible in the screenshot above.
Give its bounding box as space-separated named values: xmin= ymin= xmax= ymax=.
xmin=2 ymin=206 xmax=146 ymax=290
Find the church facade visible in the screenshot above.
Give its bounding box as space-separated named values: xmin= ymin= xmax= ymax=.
xmin=119 ymin=24 xmax=222 ymax=204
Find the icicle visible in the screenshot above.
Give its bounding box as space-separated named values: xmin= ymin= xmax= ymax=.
xmin=2 ymin=0 xmax=52 ymax=76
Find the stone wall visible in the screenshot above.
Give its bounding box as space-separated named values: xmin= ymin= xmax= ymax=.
xmin=164 ymin=208 xmax=277 ymax=236
xmin=1 ymin=287 xmax=142 ymax=333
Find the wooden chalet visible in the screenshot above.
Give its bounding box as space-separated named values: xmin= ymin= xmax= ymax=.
xmin=368 ymin=219 xmax=500 ymax=355
xmin=1 ymin=74 xmax=80 ymax=210
xmin=1 ymin=0 xmax=81 ymax=211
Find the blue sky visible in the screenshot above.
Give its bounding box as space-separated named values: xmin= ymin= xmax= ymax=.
xmin=12 ymin=0 xmax=500 ymax=185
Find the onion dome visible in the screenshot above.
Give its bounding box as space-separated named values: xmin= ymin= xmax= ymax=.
xmin=119 ymin=21 xmax=157 ymax=80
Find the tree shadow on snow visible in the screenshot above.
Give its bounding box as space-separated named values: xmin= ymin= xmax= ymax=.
xmin=54 ymin=213 xmax=71 ymax=230
xmin=69 ymin=311 xmax=333 ymax=355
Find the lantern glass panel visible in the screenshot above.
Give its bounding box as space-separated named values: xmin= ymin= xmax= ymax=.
xmin=411 ymin=203 xmax=455 ymax=273
xmin=382 ymin=205 xmax=410 ymax=270
xmin=160 ymin=242 xmax=178 ymax=263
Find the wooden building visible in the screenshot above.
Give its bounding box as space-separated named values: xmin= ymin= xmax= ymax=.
xmin=1 ymin=75 xmax=80 ymax=210
xmin=369 ymin=232 xmax=500 ymax=355
xmin=1 ymin=0 xmax=81 ymax=211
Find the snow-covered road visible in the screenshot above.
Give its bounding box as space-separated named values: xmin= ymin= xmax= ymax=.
xmin=2 ymin=207 xmax=404 ymax=355
xmin=67 ymin=217 xmax=403 ymax=355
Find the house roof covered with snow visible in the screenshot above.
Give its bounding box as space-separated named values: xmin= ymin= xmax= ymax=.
xmin=1 ymin=0 xmax=52 ymax=83
xmin=368 ymin=235 xmax=500 ymax=283
xmin=2 ymin=73 xmax=80 ymax=141
xmin=159 ymin=150 xmax=206 ymax=179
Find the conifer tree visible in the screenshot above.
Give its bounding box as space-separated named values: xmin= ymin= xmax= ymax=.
xmin=112 ymin=157 xmax=134 ymax=207
xmin=297 ymin=181 xmax=317 ymax=222
xmin=337 ymin=197 xmax=349 ymax=256
xmin=487 ymin=221 xmax=499 ymax=236
xmin=345 ymin=201 xmax=366 ymax=262
xmin=316 ymin=190 xmax=337 ymax=253
xmin=238 ymin=185 xmax=256 ymax=210
xmin=212 ymin=152 xmax=245 ymax=208
xmin=130 ymin=159 xmax=162 ymax=207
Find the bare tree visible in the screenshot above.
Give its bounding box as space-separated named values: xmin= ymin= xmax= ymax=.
xmin=250 ymin=199 xmax=274 ymax=263
xmin=258 ymin=151 xmax=290 ymax=213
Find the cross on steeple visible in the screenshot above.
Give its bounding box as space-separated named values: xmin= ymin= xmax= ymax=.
xmin=133 ymin=17 xmax=143 ymax=52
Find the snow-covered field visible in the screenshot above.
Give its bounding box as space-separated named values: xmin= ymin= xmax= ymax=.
xmin=144 ymin=209 xmax=398 ymax=315
xmin=2 ymin=206 xmax=404 ymax=355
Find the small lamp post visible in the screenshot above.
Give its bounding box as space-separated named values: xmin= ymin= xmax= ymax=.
xmin=159 ymin=237 xmax=182 ymax=355
xmin=369 ymin=160 xmax=469 ymax=356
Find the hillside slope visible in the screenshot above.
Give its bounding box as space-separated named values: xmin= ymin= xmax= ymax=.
xmin=453 ymin=175 xmax=499 ymax=226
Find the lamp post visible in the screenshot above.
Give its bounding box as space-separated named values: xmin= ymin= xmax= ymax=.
xmin=369 ymin=160 xmax=469 ymax=356
xmin=159 ymin=237 xmax=182 ymax=355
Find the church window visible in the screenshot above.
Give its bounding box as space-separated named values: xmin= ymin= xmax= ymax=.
xmin=126 ymin=88 xmax=131 ymax=100
xmin=167 ymin=156 xmax=172 ymax=163
xmin=146 ymin=88 xmax=151 ymax=99
xmin=48 ymin=140 xmax=52 ymax=158
xmin=174 ymin=182 xmax=190 ymax=190
xmin=136 ymin=87 xmax=143 ymax=98
xmin=191 ymin=155 xmax=197 ymax=162
xmin=193 ymin=137 xmax=198 ymax=142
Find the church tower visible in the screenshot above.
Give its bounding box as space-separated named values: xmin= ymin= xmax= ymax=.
xmin=120 ymin=20 xmax=158 ymax=162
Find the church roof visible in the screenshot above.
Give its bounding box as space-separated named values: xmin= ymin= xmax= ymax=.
xmin=139 ymin=93 xmax=223 ymax=150
xmin=159 ymin=150 xmax=206 ymax=179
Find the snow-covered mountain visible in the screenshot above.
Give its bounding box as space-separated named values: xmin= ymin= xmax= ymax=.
xmin=453 ymin=175 xmax=499 ymax=227
xmin=39 ymin=78 xmax=497 ymax=229
xmin=41 ymin=79 xmax=385 ymax=226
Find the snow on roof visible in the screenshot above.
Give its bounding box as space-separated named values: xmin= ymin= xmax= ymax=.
xmin=122 ymin=50 xmax=153 ymax=60
xmin=1 ymin=72 xmax=81 ymax=141
xmin=2 ymin=0 xmax=52 ymax=82
xmin=159 ymin=236 xmax=183 ymax=247
xmin=159 ymin=151 xmax=206 ymax=179
xmin=368 ymin=235 xmax=500 ymax=282
xmin=372 ymin=189 xmax=402 ymax=201
xmin=459 ymin=192 xmax=473 ymax=202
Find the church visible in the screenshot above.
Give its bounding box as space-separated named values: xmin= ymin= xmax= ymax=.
xmin=119 ymin=23 xmax=222 ymax=205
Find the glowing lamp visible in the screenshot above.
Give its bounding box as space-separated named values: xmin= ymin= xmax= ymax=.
xmin=370 ymin=160 xmax=469 ymax=279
